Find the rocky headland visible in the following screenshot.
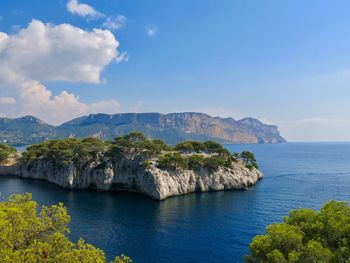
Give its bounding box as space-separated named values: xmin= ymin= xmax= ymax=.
xmin=1 ymin=133 xmax=263 ymax=200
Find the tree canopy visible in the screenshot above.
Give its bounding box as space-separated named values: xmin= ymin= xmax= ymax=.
xmin=246 ymin=200 xmax=350 ymax=263
xmin=21 ymin=132 xmax=258 ymax=173
xmin=0 ymin=143 xmax=17 ymax=163
xmin=0 ymin=193 xmax=131 ymax=263
xmin=23 ymin=138 xmax=107 ymax=168
xmin=241 ymin=151 xmax=259 ymax=170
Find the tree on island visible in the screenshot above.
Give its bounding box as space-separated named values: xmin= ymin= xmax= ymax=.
xmin=241 ymin=151 xmax=259 ymax=170
xmin=246 ymin=200 xmax=350 ymax=263
xmin=0 ymin=143 xmax=17 ymax=164
xmin=0 ymin=193 xmax=131 ymax=263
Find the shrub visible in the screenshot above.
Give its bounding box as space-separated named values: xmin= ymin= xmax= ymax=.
xmin=114 ymin=131 xmax=147 ymax=147
xmin=157 ymin=153 xmax=188 ymax=170
xmin=23 ymin=138 xmax=107 ymax=168
xmin=231 ymin=152 xmax=240 ymax=162
xmin=203 ymin=141 xmax=230 ymax=156
xmin=203 ymin=156 xmax=226 ymax=172
xmin=112 ymin=133 xmax=172 ymax=157
xmin=241 ymin=151 xmax=258 ymax=169
xmin=187 ymin=154 xmax=205 ymax=171
xmin=245 ymin=200 xmax=350 ymax=263
xmin=0 ymin=143 xmax=17 ymax=163
xmin=0 ymin=193 xmax=131 ymax=262
xmin=175 ymin=141 xmax=206 ymax=153
xmin=141 ymin=139 xmax=172 ymax=154
xmin=142 ymin=160 xmax=152 ymax=168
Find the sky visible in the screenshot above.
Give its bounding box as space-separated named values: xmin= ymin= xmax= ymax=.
xmin=0 ymin=0 xmax=350 ymax=141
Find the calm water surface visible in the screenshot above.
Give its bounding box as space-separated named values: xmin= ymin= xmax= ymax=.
xmin=1 ymin=142 xmax=350 ymax=262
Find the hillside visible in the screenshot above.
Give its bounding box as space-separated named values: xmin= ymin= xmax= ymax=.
xmin=0 ymin=112 xmax=286 ymax=146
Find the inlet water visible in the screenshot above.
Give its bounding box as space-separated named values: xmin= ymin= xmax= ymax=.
xmin=1 ymin=142 xmax=350 ymax=262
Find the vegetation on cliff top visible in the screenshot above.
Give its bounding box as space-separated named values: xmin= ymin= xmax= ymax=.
xmin=0 ymin=143 xmax=18 ymax=164
xmin=22 ymin=132 xmax=258 ymax=172
xmin=245 ymin=200 xmax=350 ymax=263
xmin=23 ymin=138 xmax=107 ymax=168
xmin=0 ymin=193 xmax=131 ymax=262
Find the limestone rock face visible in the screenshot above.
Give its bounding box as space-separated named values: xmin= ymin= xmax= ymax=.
xmin=0 ymin=112 xmax=286 ymax=146
xmin=20 ymin=156 xmax=262 ymax=200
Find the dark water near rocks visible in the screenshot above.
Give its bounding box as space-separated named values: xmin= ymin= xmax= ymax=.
xmin=1 ymin=142 xmax=350 ymax=262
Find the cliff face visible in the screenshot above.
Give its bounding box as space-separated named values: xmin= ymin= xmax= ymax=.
xmin=20 ymin=155 xmax=262 ymax=200
xmin=0 ymin=112 xmax=286 ymax=146
xmin=59 ymin=112 xmax=286 ymax=144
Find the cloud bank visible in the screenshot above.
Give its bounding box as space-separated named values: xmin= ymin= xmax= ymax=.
xmin=0 ymin=19 xmax=123 ymax=124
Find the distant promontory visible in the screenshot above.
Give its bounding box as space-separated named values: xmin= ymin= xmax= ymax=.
xmin=0 ymin=112 xmax=286 ymax=146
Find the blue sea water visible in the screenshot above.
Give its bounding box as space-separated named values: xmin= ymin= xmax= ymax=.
xmin=1 ymin=142 xmax=350 ymax=262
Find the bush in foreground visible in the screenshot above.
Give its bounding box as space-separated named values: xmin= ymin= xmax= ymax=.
xmin=0 ymin=193 xmax=131 ymax=263
xmin=245 ymin=200 xmax=350 ymax=263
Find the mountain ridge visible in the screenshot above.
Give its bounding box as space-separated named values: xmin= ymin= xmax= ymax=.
xmin=0 ymin=112 xmax=286 ymax=146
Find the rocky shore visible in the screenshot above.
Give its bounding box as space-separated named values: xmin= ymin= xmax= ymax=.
xmin=0 ymin=134 xmax=263 ymax=200
xmin=18 ymin=155 xmax=262 ymax=200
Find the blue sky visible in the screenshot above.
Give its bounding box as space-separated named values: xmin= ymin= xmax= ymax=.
xmin=0 ymin=0 xmax=350 ymax=141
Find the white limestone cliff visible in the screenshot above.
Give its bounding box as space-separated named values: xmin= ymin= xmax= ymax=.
xmin=19 ymin=156 xmax=262 ymax=200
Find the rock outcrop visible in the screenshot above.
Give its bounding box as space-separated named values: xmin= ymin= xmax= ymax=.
xmin=19 ymin=154 xmax=262 ymax=200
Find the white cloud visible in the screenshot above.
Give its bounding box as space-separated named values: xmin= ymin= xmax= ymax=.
xmin=0 ymin=97 xmax=16 ymax=106
xmin=0 ymin=19 xmax=123 ymax=124
xmin=102 ymin=15 xmax=126 ymax=30
xmin=115 ymin=51 xmax=129 ymax=64
xmin=66 ymin=0 xmax=127 ymax=32
xmin=146 ymin=25 xmax=158 ymax=37
xmin=66 ymin=0 xmax=104 ymax=18
xmin=0 ymin=20 xmax=119 ymax=84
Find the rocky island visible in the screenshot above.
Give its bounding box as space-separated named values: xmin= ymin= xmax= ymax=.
xmin=1 ymin=132 xmax=262 ymax=200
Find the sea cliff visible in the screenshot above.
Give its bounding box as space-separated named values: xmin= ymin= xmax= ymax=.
xmin=3 ymin=132 xmax=263 ymax=200
xmin=20 ymin=154 xmax=262 ymax=200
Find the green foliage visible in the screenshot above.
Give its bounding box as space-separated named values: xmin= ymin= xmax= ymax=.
xmin=157 ymin=153 xmax=233 ymax=172
xmin=111 ymin=255 xmax=133 ymax=263
xmin=241 ymin=151 xmax=259 ymax=169
xmin=114 ymin=132 xmax=147 ymax=148
xmin=109 ymin=132 xmax=172 ymax=160
xmin=231 ymin=152 xmax=240 ymax=162
xmin=140 ymin=139 xmax=172 ymax=154
xmin=245 ymin=200 xmax=350 ymax=263
xmin=142 ymin=160 xmax=152 ymax=169
xmin=0 ymin=143 xmax=17 ymax=163
xmin=203 ymin=141 xmax=230 ymax=156
xmin=175 ymin=140 xmax=231 ymax=156
xmin=157 ymin=153 xmax=189 ymax=170
xmin=21 ymin=132 xmax=259 ymax=175
xmin=187 ymin=154 xmax=205 ymax=171
xmin=23 ymin=138 xmax=107 ymax=168
xmin=0 ymin=193 xmax=131 ymax=262
xmin=203 ymin=156 xmax=227 ymax=172
xmin=175 ymin=141 xmax=206 ymax=154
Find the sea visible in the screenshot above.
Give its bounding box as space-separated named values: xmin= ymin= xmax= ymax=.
xmin=1 ymin=142 xmax=350 ymax=262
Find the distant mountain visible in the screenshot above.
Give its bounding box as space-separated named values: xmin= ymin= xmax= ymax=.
xmin=0 ymin=116 xmax=57 ymax=146
xmin=0 ymin=112 xmax=286 ymax=146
